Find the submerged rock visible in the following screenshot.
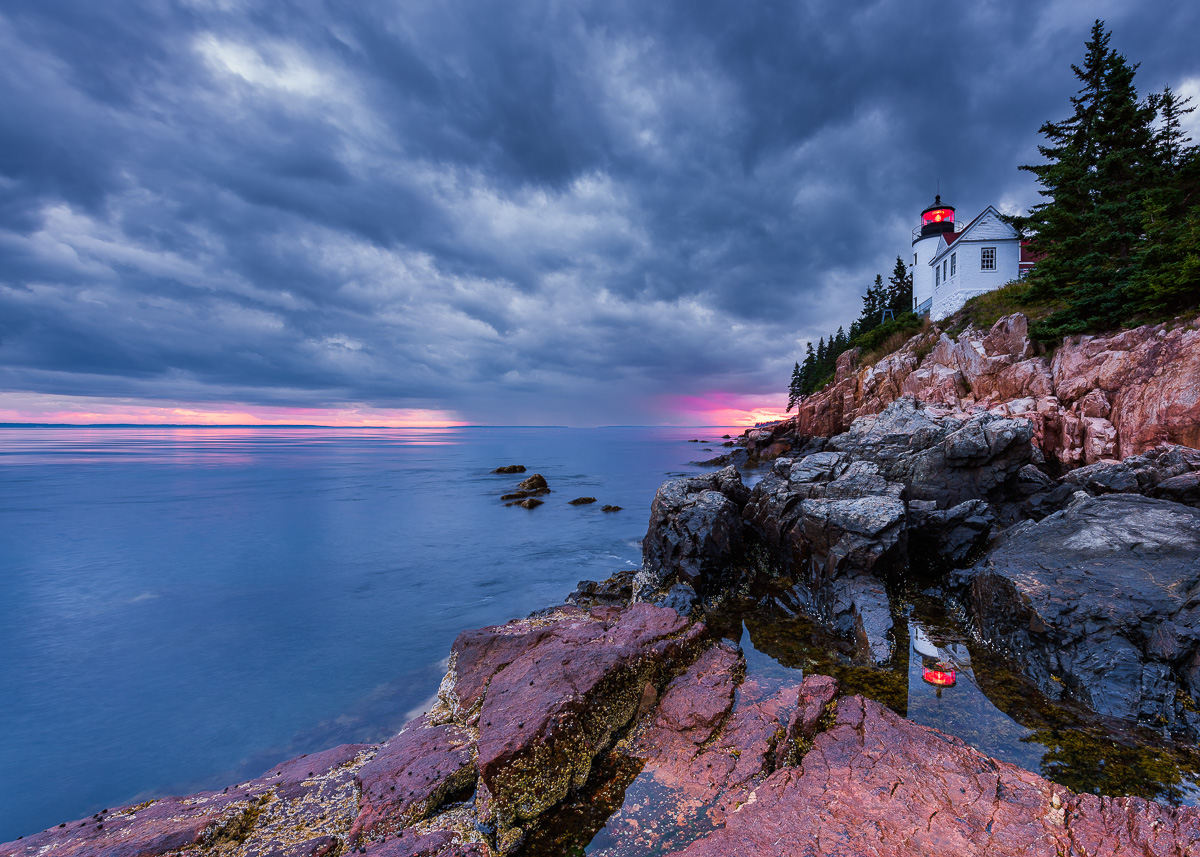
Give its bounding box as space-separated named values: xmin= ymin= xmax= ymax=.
xmin=516 ymin=474 xmax=548 ymax=491
xmin=568 ymin=497 xmax=597 ymax=505
xmin=958 ymin=493 xmax=1200 ymax=736
xmin=600 ymin=504 xmax=622 ymax=512
xmin=492 ymin=465 xmax=526 ymax=474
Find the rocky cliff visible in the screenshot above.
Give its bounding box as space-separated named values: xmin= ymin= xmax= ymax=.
xmin=754 ymin=313 xmax=1200 ymax=469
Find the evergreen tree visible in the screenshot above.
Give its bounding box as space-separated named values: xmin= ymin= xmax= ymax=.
xmin=800 ymin=342 xmax=816 ymax=394
xmin=886 ymin=255 xmax=913 ymax=316
xmin=1016 ymin=20 xmax=1157 ymax=336
xmin=786 ymin=362 xmax=803 ymax=412
xmin=815 ymin=336 xmax=826 ymax=366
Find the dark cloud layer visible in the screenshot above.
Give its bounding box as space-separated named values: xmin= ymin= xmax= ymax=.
xmin=1 ymin=0 xmax=1197 ymax=424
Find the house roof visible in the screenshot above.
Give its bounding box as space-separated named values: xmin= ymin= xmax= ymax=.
xmin=929 ymin=205 xmax=1017 ymax=264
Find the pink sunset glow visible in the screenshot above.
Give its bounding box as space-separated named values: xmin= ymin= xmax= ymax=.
xmin=0 ymin=393 xmax=466 ymax=427
xmin=659 ymin=392 xmax=790 ymax=427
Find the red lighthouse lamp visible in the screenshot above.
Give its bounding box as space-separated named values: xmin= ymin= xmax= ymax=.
xmin=919 ymin=194 xmax=957 ymax=237
xmin=922 ymin=659 xmax=957 ymax=688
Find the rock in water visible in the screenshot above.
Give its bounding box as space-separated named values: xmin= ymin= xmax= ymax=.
xmin=601 ymin=504 xmax=622 ymax=512
xmin=958 ymin=492 xmax=1200 ymax=736
xmin=638 ymin=466 xmax=750 ymax=601
xmin=516 ymin=473 xmax=548 ymax=491
xmin=567 ymin=497 xmax=597 ymax=505
xmin=492 ymin=465 xmax=526 ymax=474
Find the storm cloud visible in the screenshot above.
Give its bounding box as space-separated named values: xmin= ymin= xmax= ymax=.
xmin=2 ymin=0 xmax=1197 ymax=424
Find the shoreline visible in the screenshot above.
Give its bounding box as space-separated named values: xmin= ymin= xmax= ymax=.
xmin=6 ymin=380 xmax=1200 ymax=854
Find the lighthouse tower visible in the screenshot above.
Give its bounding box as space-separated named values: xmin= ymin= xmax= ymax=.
xmin=910 ymin=195 xmax=957 ymax=317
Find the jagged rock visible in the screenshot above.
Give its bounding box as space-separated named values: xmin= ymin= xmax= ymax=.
xmin=826 ymin=397 xmax=1033 ymax=507
xmin=742 ymin=453 xmax=905 ymax=662
xmin=515 ymin=474 xmax=548 ymax=491
xmin=1061 ymin=444 xmax=1200 ymax=501
xmin=566 ymin=569 xmax=635 ymax=608
xmin=444 ymin=604 xmax=705 ymax=851
xmin=0 ymin=744 xmax=372 ymax=857
xmin=659 ymin=582 xmax=699 ymax=616
xmin=492 ymin=465 xmax=526 ymax=474
xmin=753 ymin=313 xmax=1200 ymax=471
xmin=907 ymin=498 xmax=994 ymax=567
xmin=637 ymin=467 xmax=749 ymax=600
xmin=957 ymin=493 xmax=1200 ymax=736
xmin=666 ymin=694 xmax=1200 ymax=857
xmin=349 ymin=718 xmax=475 ymax=841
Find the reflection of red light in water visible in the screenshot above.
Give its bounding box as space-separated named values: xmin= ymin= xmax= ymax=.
xmin=923 ymin=208 xmax=954 ymax=224
xmin=922 ymin=664 xmax=957 ymax=687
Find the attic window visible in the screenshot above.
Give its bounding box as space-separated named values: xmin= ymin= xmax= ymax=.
xmin=981 ymin=247 xmax=996 ymax=270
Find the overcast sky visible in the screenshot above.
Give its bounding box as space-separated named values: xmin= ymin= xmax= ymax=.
xmin=1 ymin=1 xmax=1198 ymax=426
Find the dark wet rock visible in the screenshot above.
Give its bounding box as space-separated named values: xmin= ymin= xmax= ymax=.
xmin=600 ymin=504 xmax=622 ymax=512
xmin=499 ymin=492 xmax=529 ymax=501
xmin=666 ymin=693 xmax=1200 ymax=857
xmin=958 ymin=493 xmax=1200 ymax=736
xmin=516 ymin=474 xmax=548 ymax=491
xmin=693 ymin=447 xmax=751 ymax=469
xmin=637 ymin=466 xmax=750 ymax=600
xmin=907 ymin=498 xmax=994 ymax=568
xmin=1153 ymin=471 xmax=1200 ymax=506
xmin=566 ymin=570 xmax=634 ymax=608
xmin=827 ymin=396 xmax=1034 ymax=507
xmin=1061 ymin=444 xmax=1200 ymax=505
xmin=658 ymin=582 xmax=698 ymax=616
xmin=442 ymin=604 xmax=705 ymax=851
xmin=349 ymin=717 xmax=476 ymax=841
xmin=742 ymin=454 xmax=905 ymax=662
xmin=492 ymin=465 xmax=526 ymax=474
xmin=567 ymin=497 xmax=597 ymax=505
xmin=513 ymin=498 xmax=542 ymax=509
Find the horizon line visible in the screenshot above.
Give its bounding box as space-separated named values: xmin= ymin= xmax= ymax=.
xmin=0 ymin=422 xmax=757 ymax=429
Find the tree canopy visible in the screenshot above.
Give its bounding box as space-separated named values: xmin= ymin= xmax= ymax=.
xmin=1015 ymin=19 xmax=1200 ymax=338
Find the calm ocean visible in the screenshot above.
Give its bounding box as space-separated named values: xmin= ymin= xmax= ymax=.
xmin=0 ymin=425 xmax=739 ymax=840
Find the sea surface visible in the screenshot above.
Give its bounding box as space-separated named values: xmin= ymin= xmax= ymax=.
xmin=0 ymin=425 xmax=739 ymax=841
xmin=2 ymin=426 xmax=1196 ymax=846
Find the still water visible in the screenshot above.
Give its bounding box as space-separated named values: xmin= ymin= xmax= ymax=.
xmin=2 ymin=427 xmax=1197 ymax=847
xmin=0 ymin=425 xmax=735 ymax=840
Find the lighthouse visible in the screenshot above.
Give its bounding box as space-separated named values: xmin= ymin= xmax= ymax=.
xmin=910 ymin=195 xmax=958 ymax=317
xmin=908 ymin=193 xmax=1033 ymax=320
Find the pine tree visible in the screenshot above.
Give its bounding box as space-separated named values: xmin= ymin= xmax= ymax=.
xmin=1135 ymin=88 xmax=1200 ymax=315
xmin=1016 ymin=20 xmax=1157 ymax=336
xmin=886 ymin=255 xmax=913 ymax=316
xmin=786 ymin=362 xmax=802 ymax=412
xmin=800 ymin=342 xmax=816 ymax=394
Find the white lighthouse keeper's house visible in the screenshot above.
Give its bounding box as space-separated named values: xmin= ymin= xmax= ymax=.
xmin=909 ymin=195 xmax=1034 ymax=320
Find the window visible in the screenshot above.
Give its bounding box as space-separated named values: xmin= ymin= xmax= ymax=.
xmin=935 ymin=265 xmax=941 ymax=287
xmin=951 ymin=252 xmax=956 ymax=277
xmin=943 ymin=260 xmax=948 ymax=282
xmin=981 ymin=247 xmax=996 ymax=270
xmin=913 ymin=254 xmax=917 ymax=265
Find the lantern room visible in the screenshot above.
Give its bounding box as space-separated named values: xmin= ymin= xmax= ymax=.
xmin=920 ymin=194 xmax=956 ymax=237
